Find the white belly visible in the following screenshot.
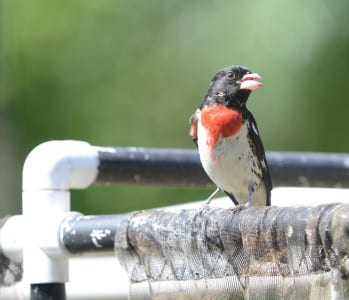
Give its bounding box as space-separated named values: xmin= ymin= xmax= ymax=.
xmin=197 ymin=122 xmax=262 ymax=203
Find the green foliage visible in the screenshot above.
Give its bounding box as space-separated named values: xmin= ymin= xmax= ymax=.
xmin=1 ymin=1 xmax=349 ymax=214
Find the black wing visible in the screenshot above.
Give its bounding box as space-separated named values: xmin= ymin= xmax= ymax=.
xmin=245 ymin=110 xmax=273 ymax=206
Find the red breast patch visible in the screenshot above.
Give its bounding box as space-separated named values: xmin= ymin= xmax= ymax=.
xmin=201 ymin=104 xmax=243 ymax=148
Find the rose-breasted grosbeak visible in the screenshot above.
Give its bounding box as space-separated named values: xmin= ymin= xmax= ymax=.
xmin=190 ymin=66 xmax=272 ymax=206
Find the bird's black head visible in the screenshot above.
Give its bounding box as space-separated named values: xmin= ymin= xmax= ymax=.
xmin=203 ymin=66 xmax=262 ymax=108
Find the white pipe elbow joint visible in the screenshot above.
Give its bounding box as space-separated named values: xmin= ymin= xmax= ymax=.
xmin=23 ymin=140 xmax=99 ymax=214
xmin=23 ymin=140 xmax=99 ymax=191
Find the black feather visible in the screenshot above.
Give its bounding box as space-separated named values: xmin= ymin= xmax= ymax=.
xmin=243 ymin=109 xmax=272 ymax=205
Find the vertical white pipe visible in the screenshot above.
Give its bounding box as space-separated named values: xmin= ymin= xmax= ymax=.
xmin=22 ymin=140 xmax=99 ymax=284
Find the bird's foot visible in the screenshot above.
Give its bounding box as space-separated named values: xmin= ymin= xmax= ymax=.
xmin=204 ymin=187 xmax=221 ymax=206
xmin=197 ymin=202 xmax=210 ymax=216
xmin=195 ymin=188 xmax=221 ymax=216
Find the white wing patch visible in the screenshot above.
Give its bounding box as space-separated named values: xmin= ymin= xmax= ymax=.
xmin=261 ymin=159 xmax=266 ymax=169
xmin=251 ymin=122 xmax=259 ymax=136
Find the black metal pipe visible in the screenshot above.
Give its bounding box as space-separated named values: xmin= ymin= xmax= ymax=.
xmin=31 ymin=283 xmax=66 ymax=300
xmin=61 ymin=214 xmax=126 ymax=254
xmin=267 ymin=151 xmax=349 ymax=188
xmin=96 ymin=148 xmax=349 ymax=188
xmin=96 ymin=148 xmax=207 ymax=187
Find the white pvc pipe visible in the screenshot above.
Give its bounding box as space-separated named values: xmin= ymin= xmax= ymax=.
xmin=0 ymin=215 xmax=23 ymax=263
xmin=22 ymin=140 xmax=99 ymax=191
xmin=22 ymin=141 xmax=99 ymax=284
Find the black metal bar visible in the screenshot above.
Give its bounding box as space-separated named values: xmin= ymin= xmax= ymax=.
xmin=96 ymin=148 xmax=349 ymax=188
xmin=267 ymin=151 xmax=349 ymax=188
xmin=31 ymin=283 xmax=66 ymax=300
xmin=97 ymin=148 xmax=207 ymax=187
xmin=61 ymin=214 xmax=126 ymax=254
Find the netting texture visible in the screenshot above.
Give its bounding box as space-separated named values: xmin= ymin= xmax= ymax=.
xmin=0 ymin=216 xmax=22 ymax=286
xmin=114 ymin=204 xmax=349 ymax=299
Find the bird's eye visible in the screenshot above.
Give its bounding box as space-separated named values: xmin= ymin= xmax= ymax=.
xmin=226 ymin=72 xmax=235 ymax=80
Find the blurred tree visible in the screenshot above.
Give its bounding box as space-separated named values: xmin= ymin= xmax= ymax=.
xmin=0 ymin=0 xmax=348 ymax=214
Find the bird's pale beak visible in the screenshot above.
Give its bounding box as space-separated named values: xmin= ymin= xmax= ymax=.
xmin=238 ymin=73 xmax=263 ymax=91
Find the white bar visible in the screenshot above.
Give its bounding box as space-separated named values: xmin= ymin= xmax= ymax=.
xmin=0 ymin=257 xmax=129 ymax=300
xmin=166 ymin=187 xmax=349 ymax=210
xmin=271 ymin=187 xmax=349 ymax=206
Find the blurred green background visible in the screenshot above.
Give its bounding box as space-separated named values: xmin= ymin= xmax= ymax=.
xmin=1 ymin=1 xmax=349 ymax=215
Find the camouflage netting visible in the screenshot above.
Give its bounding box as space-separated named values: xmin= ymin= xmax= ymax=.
xmin=114 ymin=204 xmax=349 ymax=300
xmin=0 ymin=217 xmax=22 ymax=287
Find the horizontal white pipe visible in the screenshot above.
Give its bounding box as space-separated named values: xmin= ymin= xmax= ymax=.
xmin=271 ymin=187 xmax=349 ymax=206
xmin=164 ymin=187 xmax=349 ymax=210
xmin=0 ymin=257 xmax=129 ymax=300
xmin=0 ymin=215 xmax=23 ymax=263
